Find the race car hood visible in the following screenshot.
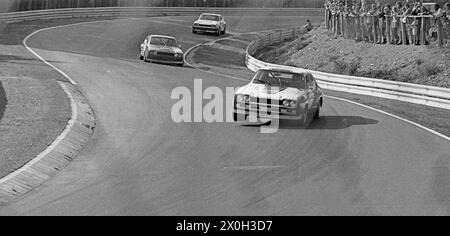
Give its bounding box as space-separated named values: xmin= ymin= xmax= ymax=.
xmin=236 ymin=83 xmax=305 ymax=100
xmin=149 ymin=45 xmax=183 ymax=54
xmin=194 ymin=19 xmax=220 ymax=26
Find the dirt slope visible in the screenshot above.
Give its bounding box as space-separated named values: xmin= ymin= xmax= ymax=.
xmin=256 ymin=26 xmax=450 ymax=88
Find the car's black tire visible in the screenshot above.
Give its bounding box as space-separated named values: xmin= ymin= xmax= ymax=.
xmin=139 ymin=55 xmax=144 ymax=60
xmin=314 ymin=106 xmax=320 ymax=120
xmin=221 ymin=27 xmax=226 ymax=35
xmin=217 ymin=30 xmax=221 ymax=36
xmin=192 ymin=29 xmax=197 ymax=34
xmin=300 ymin=106 xmax=309 ymax=127
xmin=233 ymin=112 xmax=238 ymax=122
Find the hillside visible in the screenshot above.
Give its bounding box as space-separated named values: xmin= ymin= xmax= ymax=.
xmin=255 ymin=26 xmax=450 ymax=88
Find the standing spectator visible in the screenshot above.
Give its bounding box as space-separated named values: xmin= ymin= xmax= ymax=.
xmin=394 ymin=1 xmax=404 ymax=44
xmin=350 ymin=3 xmax=362 ymax=41
xmin=443 ymin=3 xmax=450 ymax=46
xmin=434 ymin=4 xmax=443 ymax=18
xmin=366 ymin=4 xmax=378 ymax=43
xmin=391 ymin=5 xmax=401 ymax=44
xmin=362 ymin=4 xmax=373 ymax=42
xmin=445 ymin=3 xmax=450 ymax=20
xmin=402 ymin=3 xmax=413 ymax=45
xmin=377 ymin=5 xmax=390 ymax=44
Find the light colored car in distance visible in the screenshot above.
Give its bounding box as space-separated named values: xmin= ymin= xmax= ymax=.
xmin=192 ymin=13 xmax=227 ymax=36
xmin=139 ymin=35 xmax=184 ymax=66
xmin=233 ymin=68 xmax=323 ymax=126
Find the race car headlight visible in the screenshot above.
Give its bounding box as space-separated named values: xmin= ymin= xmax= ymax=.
xmin=283 ymin=100 xmax=297 ymax=108
xmin=175 ymin=53 xmax=182 ymax=57
xmin=236 ymin=94 xmax=249 ymax=103
xmin=149 ymin=50 xmax=157 ymax=55
xmin=290 ymin=101 xmax=297 ymax=108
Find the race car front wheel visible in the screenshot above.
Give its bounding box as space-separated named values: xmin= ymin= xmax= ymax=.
xmin=314 ymin=106 xmax=320 ymax=119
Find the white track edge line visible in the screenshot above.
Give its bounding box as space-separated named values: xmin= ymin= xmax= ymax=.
xmin=22 ymin=19 xmax=124 ymax=85
xmin=325 ymin=95 xmax=450 ymax=142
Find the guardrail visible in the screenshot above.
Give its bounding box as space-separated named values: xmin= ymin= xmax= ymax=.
xmin=246 ymin=28 xmax=450 ymax=110
xmin=0 ymin=7 xmax=324 ymax=23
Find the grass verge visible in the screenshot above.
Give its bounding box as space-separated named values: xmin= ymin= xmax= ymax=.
xmin=0 ymin=17 xmax=112 ymax=179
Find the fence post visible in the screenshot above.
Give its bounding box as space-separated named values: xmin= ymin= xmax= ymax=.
xmin=386 ymin=16 xmax=391 ymax=44
xmin=334 ymin=14 xmax=338 ymax=36
xmin=401 ymin=19 xmax=406 ymax=45
xmin=437 ymin=17 xmax=444 ymax=47
xmin=420 ymin=16 xmax=425 ymax=45
xmin=362 ymin=16 xmax=366 ymax=41
xmin=325 ymin=9 xmax=329 ymax=30
xmin=342 ymin=14 xmax=347 ymax=38
xmin=341 ymin=13 xmax=345 ymax=36
xmin=371 ymin=16 xmax=375 ymax=43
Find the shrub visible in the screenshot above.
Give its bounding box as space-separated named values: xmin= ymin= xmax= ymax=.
xmin=332 ymin=59 xmax=360 ymax=76
xmin=417 ymin=63 xmax=443 ymax=78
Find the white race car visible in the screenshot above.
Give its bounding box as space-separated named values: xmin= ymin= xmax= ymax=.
xmin=192 ymin=13 xmax=227 ymax=36
xmin=233 ymin=68 xmax=323 ymax=125
xmin=139 ymin=35 xmax=184 ymax=66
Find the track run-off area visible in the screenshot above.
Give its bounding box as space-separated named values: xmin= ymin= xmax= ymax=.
xmin=1 ymin=15 xmax=450 ymax=216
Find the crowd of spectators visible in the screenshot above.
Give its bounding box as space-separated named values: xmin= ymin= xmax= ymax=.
xmin=325 ymin=0 xmax=450 ymax=46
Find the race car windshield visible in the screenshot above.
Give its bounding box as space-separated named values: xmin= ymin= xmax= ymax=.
xmin=199 ymin=14 xmax=220 ymax=21
xmin=253 ymin=70 xmax=306 ymax=89
xmin=150 ymin=37 xmax=177 ymax=47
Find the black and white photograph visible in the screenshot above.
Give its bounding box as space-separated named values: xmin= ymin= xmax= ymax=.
xmin=0 ymin=0 xmax=450 ymax=221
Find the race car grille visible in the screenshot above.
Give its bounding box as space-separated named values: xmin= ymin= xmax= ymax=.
xmin=157 ymin=52 xmax=175 ymax=56
xmin=199 ymin=24 xmax=215 ymax=28
xmin=249 ymin=97 xmax=283 ymax=106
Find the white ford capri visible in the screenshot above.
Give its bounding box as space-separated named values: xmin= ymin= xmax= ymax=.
xmin=233 ymin=68 xmax=324 ymax=126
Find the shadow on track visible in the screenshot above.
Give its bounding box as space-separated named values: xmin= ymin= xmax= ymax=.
xmin=278 ymin=116 xmax=379 ymax=130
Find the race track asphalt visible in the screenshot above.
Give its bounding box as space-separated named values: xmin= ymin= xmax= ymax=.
xmin=0 ymin=16 xmax=449 ymax=216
